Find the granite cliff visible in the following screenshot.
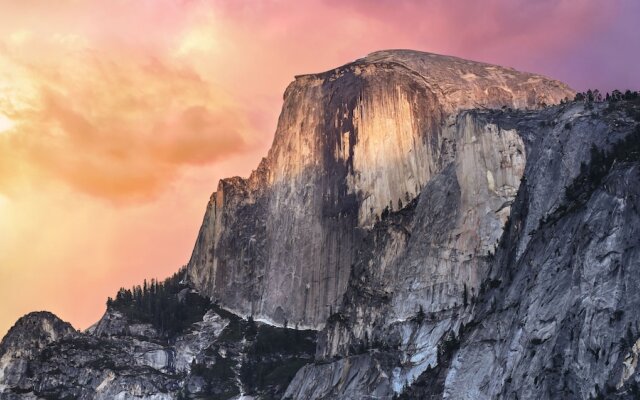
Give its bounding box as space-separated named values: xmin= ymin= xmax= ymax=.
xmin=186 ymin=49 xmax=573 ymax=329
xmin=2 ymin=50 xmax=639 ymax=399
xmin=285 ymin=98 xmax=640 ymax=399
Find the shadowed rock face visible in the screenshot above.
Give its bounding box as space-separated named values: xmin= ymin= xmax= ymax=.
xmin=0 ymin=290 xmax=318 ymax=399
xmin=313 ymin=113 xmax=527 ymax=371
xmin=186 ymin=49 xmax=574 ymax=329
xmin=0 ymin=312 xmax=75 ymax=392
xmin=442 ymin=103 xmax=640 ymax=400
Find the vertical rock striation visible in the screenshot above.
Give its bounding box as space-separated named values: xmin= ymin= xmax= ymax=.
xmin=186 ymin=49 xmax=574 ymax=329
xmin=284 ymin=110 xmax=530 ymax=399
xmin=443 ymin=102 xmax=640 ymax=400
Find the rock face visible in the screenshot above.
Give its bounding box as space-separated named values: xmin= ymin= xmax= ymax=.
xmin=284 ymin=112 xmax=528 ymax=399
xmin=443 ymin=102 xmax=640 ymax=400
xmin=284 ymin=99 xmax=640 ymax=399
xmin=3 ymin=50 xmax=639 ymax=400
xmin=0 ymin=312 xmax=75 ymax=393
xmin=0 ymin=281 xmax=317 ymax=400
xmin=186 ymin=49 xmax=574 ymax=329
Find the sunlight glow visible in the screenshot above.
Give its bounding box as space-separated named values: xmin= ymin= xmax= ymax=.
xmin=0 ymin=113 xmax=15 ymax=133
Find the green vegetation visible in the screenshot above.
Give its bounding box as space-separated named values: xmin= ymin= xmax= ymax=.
xmin=240 ymin=323 xmax=317 ymax=398
xmin=604 ymin=90 xmax=640 ymax=120
xmin=438 ymin=330 xmax=461 ymax=363
xmin=573 ymin=89 xmax=639 ymax=103
xmin=106 ymin=266 xmax=211 ymax=337
xmin=463 ymin=284 xmax=468 ymax=307
xmin=554 ymin=125 xmax=640 ymax=221
xmin=106 ymin=265 xmax=317 ymax=399
xmin=572 ymin=89 xmax=640 ymax=113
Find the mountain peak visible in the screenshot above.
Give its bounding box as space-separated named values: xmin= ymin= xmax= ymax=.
xmin=0 ymin=311 xmax=75 ymax=368
xmin=187 ymin=50 xmax=576 ymax=330
xmin=1 ymin=312 xmax=74 ymax=349
xmin=294 ymin=49 xmax=573 ymax=116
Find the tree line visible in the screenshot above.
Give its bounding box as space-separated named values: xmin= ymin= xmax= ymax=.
xmin=106 ymin=266 xmax=211 ymax=337
xmin=569 ymin=89 xmax=639 ymax=103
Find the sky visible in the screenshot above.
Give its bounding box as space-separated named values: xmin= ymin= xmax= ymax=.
xmin=0 ymin=0 xmax=638 ymax=336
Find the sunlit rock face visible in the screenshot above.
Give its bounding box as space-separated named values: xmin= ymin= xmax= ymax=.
xmin=285 ymin=111 xmax=529 ymax=399
xmin=186 ymin=49 xmax=574 ymax=329
xmin=286 ymin=100 xmax=640 ymax=399
xmin=318 ymin=112 xmax=526 ymax=356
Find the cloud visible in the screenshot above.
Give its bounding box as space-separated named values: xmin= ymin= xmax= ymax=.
xmin=0 ymin=31 xmax=250 ymax=202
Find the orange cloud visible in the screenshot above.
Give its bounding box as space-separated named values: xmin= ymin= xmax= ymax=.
xmin=0 ymin=33 xmax=250 ymax=201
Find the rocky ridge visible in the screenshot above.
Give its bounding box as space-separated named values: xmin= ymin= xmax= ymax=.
xmin=0 ymin=278 xmax=317 ymax=400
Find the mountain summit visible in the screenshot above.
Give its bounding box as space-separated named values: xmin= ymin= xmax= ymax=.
xmin=2 ymin=51 xmax=639 ymax=400
xmin=186 ymin=49 xmax=574 ymax=329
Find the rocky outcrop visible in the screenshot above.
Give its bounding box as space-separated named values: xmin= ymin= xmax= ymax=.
xmin=283 ymin=111 xmax=527 ymax=399
xmin=0 ymin=312 xmax=75 ymax=393
xmin=443 ymin=101 xmax=640 ymax=400
xmin=186 ymin=49 xmax=574 ymax=329
xmin=0 ymin=284 xmax=317 ymax=399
